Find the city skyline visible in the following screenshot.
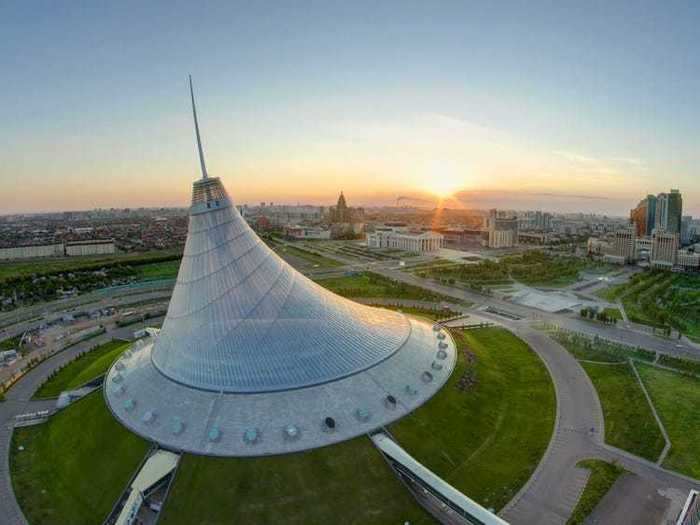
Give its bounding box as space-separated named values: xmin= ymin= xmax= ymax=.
xmin=3 ymin=2 xmax=700 ymax=215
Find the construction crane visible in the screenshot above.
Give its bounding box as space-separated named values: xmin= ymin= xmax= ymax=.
xmin=395 ymin=196 xmax=433 ymax=208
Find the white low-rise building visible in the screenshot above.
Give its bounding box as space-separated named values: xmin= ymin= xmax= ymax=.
xmin=367 ymin=229 xmax=443 ymax=253
xmin=0 ymin=243 xmax=64 ymax=260
xmin=65 ymin=239 xmax=115 ymax=256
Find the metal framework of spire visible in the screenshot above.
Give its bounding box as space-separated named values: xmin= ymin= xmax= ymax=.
xmin=189 ymin=75 xmax=209 ymax=179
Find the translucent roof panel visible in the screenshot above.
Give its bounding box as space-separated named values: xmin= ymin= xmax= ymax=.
xmin=151 ymin=177 xmax=411 ymax=393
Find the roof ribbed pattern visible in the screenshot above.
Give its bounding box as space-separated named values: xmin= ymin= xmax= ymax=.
xmin=151 ymin=177 xmax=411 ymax=393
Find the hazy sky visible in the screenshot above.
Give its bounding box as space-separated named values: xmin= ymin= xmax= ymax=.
xmin=2 ymin=1 xmax=699 ymax=215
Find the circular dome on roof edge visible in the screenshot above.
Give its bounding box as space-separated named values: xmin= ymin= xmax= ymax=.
xmin=149 ymin=177 xmax=415 ymax=394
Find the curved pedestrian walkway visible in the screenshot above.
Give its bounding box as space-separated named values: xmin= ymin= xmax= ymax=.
xmin=3 ymin=305 xmax=699 ymax=525
xmin=497 ymin=324 xmax=605 ymax=525
xmin=0 ymin=324 xmax=153 ymax=525
xmin=461 ymin=313 xmax=700 ymax=525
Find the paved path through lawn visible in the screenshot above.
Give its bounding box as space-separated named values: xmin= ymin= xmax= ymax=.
xmin=0 ymin=323 xmax=157 ymax=525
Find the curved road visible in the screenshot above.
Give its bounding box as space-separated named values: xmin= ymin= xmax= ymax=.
xmin=2 ymin=287 xmax=699 ymax=525
xmin=0 ymin=323 xmax=155 ymax=525
xmin=466 ymin=312 xmax=700 ymax=525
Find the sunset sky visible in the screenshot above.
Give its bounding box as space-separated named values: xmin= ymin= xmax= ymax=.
xmin=2 ymin=1 xmax=699 ymax=215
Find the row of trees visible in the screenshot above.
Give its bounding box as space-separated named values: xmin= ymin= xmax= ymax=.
xmin=579 ymin=307 xmax=618 ymax=325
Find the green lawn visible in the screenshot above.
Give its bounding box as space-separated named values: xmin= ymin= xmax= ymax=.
xmin=636 ymin=363 xmax=700 ymax=478
xmin=315 ymin=271 xmax=460 ymax=303
xmin=133 ymin=259 xmax=181 ymax=280
xmin=372 ymin=304 xmax=462 ymax=321
xmin=0 ymin=334 xmax=22 ymax=351
xmin=567 ymin=459 xmax=625 ymax=525
xmin=33 ymin=340 xmax=130 ymax=399
xmin=389 ymin=327 xmax=556 ymax=513
xmin=277 ymin=245 xmax=343 ymax=269
xmin=10 ymin=392 xmax=149 ymax=525
xmin=159 ymin=437 xmax=430 ymax=525
xmin=0 ymin=250 xmax=181 ymax=282
xmin=580 ymin=362 xmax=665 ymax=461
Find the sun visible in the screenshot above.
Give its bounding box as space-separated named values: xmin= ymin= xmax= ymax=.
xmin=420 ymin=160 xmax=465 ymax=198
xmin=428 ymin=179 xmax=462 ymax=198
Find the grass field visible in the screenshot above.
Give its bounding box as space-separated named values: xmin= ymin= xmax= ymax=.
xmin=580 ymin=362 xmax=665 ymax=461
xmin=0 ymin=250 xmax=181 ymax=282
xmin=567 ymin=459 xmax=625 ymax=525
xmin=372 ymin=304 xmax=461 ymax=321
xmin=10 ymin=393 xmax=149 ymax=525
xmin=315 ymin=271 xmax=460 ymax=303
xmin=133 ymin=259 xmax=181 ymax=280
xmin=0 ymin=334 xmax=22 ymax=351
xmin=159 ymin=437 xmax=429 ymax=525
xmin=389 ymin=327 xmax=556 ymax=513
xmin=636 ymin=363 xmax=700 ymax=478
xmin=33 ymin=340 xmax=130 ymax=399
xmin=277 ymin=244 xmax=343 ymax=269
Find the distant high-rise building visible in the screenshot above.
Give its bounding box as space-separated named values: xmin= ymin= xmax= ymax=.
xmin=605 ymin=225 xmax=637 ymax=264
xmin=487 ymin=209 xmax=518 ymax=248
xmin=681 ymin=215 xmax=693 ymax=245
xmin=630 ymin=195 xmax=656 ymax=237
xmin=655 ymin=189 xmax=682 ymax=234
xmin=330 ymin=191 xmax=350 ymax=223
xmin=650 ymin=230 xmax=679 ymax=269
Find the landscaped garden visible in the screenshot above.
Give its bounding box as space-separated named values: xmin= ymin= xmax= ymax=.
xmin=597 ymin=270 xmax=700 ymax=341
xmin=10 ymin=392 xmax=150 ymax=525
xmin=33 ymin=339 xmax=130 ymax=399
xmin=389 ymin=327 xmax=556 ymax=513
xmin=414 ymin=251 xmax=613 ymax=289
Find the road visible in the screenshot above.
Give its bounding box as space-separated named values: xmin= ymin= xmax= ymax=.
xmin=367 ymin=264 xmax=700 ymax=360
xmin=1 ymin=248 xmax=699 ymax=525
xmin=450 ymin=314 xmax=700 ymax=525
xmin=0 ymin=321 xmax=157 ymax=525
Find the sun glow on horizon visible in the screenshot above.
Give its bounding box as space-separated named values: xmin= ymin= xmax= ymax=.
xmin=420 ymin=160 xmax=468 ymax=198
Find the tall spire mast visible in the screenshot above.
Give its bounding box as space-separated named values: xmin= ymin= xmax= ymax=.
xmin=189 ymin=75 xmax=209 ymax=179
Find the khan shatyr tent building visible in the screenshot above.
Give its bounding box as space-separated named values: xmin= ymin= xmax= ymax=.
xmin=104 ymin=78 xmax=456 ymax=456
